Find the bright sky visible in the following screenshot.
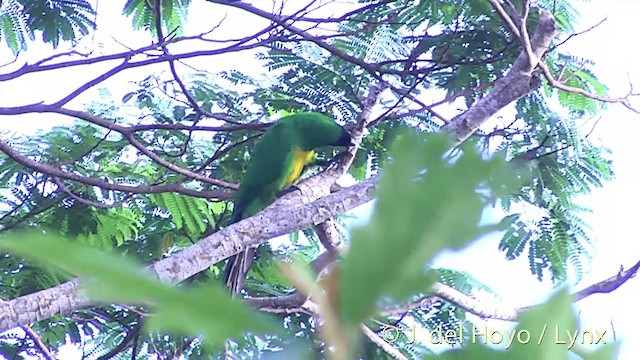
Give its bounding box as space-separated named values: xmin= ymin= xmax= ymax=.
xmin=1 ymin=1 xmax=639 ymax=359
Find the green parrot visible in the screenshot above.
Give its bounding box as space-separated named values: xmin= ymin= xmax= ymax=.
xmin=224 ymin=112 xmax=354 ymax=294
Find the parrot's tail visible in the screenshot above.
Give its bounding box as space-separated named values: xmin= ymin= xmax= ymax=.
xmin=224 ymin=248 xmax=255 ymax=295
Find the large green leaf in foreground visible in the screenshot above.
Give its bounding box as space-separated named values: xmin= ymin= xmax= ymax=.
xmin=340 ymin=132 xmax=522 ymax=326
xmin=433 ymin=290 xmax=616 ymax=359
xmin=0 ymin=232 xmax=276 ymax=345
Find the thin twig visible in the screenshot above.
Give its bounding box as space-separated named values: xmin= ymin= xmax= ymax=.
xmin=552 ymin=16 xmax=608 ymax=51
xmin=52 ymin=177 xmax=128 ymax=209
xmin=21 ymin=325 xmax=54 ymax=360
xmin=361 ymin=324 xmax=408 ymax=360
xmin=0 ymin=139 xmax=229 ymax=198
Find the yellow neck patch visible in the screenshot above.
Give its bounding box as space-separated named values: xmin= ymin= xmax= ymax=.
xmin=285 ymin=148 xmax=315 ymax=187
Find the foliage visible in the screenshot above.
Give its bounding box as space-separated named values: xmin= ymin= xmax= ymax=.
xmin=0 ymin=0 xmax=96 ymax=53
xmin=341 ymin=132 xmax=521 ymax=326
xmin=1 ymin=131 xmax=616 ymax=358
xmin=0 ymin=0 xmax=193 ymax=54
xmin=0 ymin=231 xmax=276 ymax=348
xmin=123 ymin=0 xmax=191 ymax=36
xmin=432 ymin=290 xmax=616 ymax=360
xmin=0 ymin=0 xmax=620 ymax=358
xmin=494 ymin=94 xmax=613 ymax=283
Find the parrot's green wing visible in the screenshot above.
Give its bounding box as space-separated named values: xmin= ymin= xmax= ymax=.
xmin=229 ymin=122 xmax=300 ymax=223
xmin=226 ymin=124 xmax=301 ymax=294
xmin=225 ymin=112 xmax=354 ymax=295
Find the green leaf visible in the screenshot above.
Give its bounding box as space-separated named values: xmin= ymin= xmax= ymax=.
xmin=431 ymin=290 xmax=616 ymax=360
xmin=340 ymin=131 xmax=521 ymax=326
xmin=123 ymin=0 xmax=189 ymax=36
xmin=0 ymin=230 xmax=276 ymax=345
xmin=579 ymin=344 xmax=618 ymax=360
xmin=511 ymin=290 xmax=575 ymax=359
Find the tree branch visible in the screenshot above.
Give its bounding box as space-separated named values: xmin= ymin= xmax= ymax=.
xmin=487 ymin=1 xmax=639 ymax=115
xmin=123 ymin=133 xmax=238 ymax=189
xmin=0 ymin=139 xmax=228 ymax=198
xmin=314 ymin=219 xmax=342 ymax=256
xmin=208 ymin=0 xmax=381 ymax=75
xmin=361 ymin=324 xmax=408 ymax=360
xmin=52 ymin=177 xmax=128 ymax=209
xmin=573 ymin=259 xmax=640 ymax=302
xmin=0 ymin=79 xmax=388 ymax=332
xmin=95 ymin=318 xmax=143 ymax=360
xmin=0 ymin=38 xmax=277 ymax=112
xmin=21 ymin=325 xmax=54 ymax=360
xmin=0 ymin=28 xmax=276 ymax=83
xmin=2 ymin=4 xmax=630 ymax=346
xmin=435 ymin=258 xmax=640 ymax=321
xmin=0 ymin=176 xmax=377 ymax=332
xmin=443 ymin=9 xmax=558 ymax=142
xmin=247 ymin=257 xmax=640 ymax=325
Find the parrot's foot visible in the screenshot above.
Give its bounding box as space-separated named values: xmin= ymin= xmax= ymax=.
xmin=329 ymin=183 xmax=346 ymax=193
xmin=278 ymin=185 xmax=301 ymax=197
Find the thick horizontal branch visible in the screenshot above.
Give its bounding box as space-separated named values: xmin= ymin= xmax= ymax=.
xmin=152 ymin=176 xmax=376 ymax=283
xmin=0 ymin=79 xmax=386 ymax=331
xmin=0 ymin=176 xmax=377 ymax=332
xmin=0 ymin=4 xmax=634 ymax=358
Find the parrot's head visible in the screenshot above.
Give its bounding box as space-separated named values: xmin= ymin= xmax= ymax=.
xmin=289 ymin=112 xmax=354 ymax=150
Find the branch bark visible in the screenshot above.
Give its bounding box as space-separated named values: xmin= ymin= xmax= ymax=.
xmin=573 ymin=259 xmax=640 ymax=302
xmin=362 ymin=324 xmax=408 ymax=360
xmin=0 ymin=138 xmax=228 ymax=198
xmin=246 ymin=258 xmax=640 ymax=323
xmin=0 ymin=176 xmax=377 ymax=332
xmin=0 ymin=8 xmax=558 ymax=331
xmin=442 ymin=9 xmax=558 ymax=143
xmin=0 ymin=75 xmax=386 ymax=331
xmin=3 ymin=5 xmax=630 ymax=346
xmin=22 ymin=325 xmax=54 ymax=359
